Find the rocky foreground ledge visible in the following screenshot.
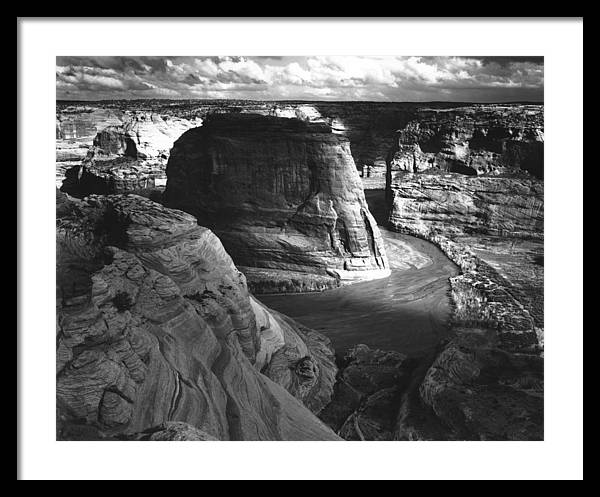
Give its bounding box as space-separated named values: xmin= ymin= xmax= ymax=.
xmin=56 ymin=192 xmax=339 ymax=441
xmin=163 ymin=114 xmax=391 ymax=294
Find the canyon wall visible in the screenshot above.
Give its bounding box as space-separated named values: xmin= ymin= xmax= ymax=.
xmin=57 ymin=102 xmax=544 ymax=189
xmin=388 ymin=173 xmax=544 ymax=239
xmin=163 ymin=114 xmax=390 ymax=293
xmin=325 ymin=185 xmax=545 ymax=440
xmin=56 ymin=107 xmax=126 ymax=187
xmin=58 ymin=111 xmax=201 ymax=195
xmin=379 ymin=111 xmax=544 ymax=439
xmin=387 ymin=105 xmax=544 ymax=179
xmin=56 ymin=192 xmax=339 ymax=441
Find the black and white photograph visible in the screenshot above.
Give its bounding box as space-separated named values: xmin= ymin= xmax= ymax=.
xmin=18 ymin=18 xmax=583 ymax=480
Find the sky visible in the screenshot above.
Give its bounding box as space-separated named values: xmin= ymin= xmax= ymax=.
xmin=56 ymin=56 xmax=544 ymax=102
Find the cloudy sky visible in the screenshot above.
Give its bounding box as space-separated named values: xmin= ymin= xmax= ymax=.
xmin=56 ymin=56 xmax=543 ymax=102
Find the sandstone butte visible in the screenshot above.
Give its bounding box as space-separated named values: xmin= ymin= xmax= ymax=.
xmin=163 ymin=113 xmax=391 ymax=294
xmin=56 ymin=192 xmax=340 ymax=441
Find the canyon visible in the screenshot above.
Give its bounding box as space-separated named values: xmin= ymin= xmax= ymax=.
xmin=56 ymin=100 xmax=544 ymax=441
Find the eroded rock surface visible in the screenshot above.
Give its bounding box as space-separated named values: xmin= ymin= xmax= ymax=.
xmin=59 ymin=112 xmax=201 ymax=197
xmin=384 ymin=158 xmax=543 ymax=439
xmin=418 ymin=328 xmax=543 ymax=441
xmin=320 ymin=345 xmax=413 ymax=441
xmin=164 ymin=114 xmax=390 ymax=293
xmin=388 ymin=173 xmax=544 ymax=239
xmin=56 ymin=192 xmax=338 ymax=441
xmin=122 ymin=422 xmax=219 ymax=441
xmin=387 ymin=105 xmax=544 ymax=179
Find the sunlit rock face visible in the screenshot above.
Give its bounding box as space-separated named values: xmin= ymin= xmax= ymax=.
xmin=386 ymin=105 xmax=544 ymax=241
xmin=56 ymin=192 xmax=339 ymax=441
xmin=269 ymin=104 xmax=324 ymax=122
xmin=388 ymin=173 xmax=544 ymax=239
xmin=59 ymin=113 xmax=201 ymax=197
xmin=90 ymin=113 xmax=203 ymax=161
xmin=56 ymin=107 xmax=127 ymax=187
xmin=56 ymin=107 xmax=126 ymax=143
xmin=387 ymin=105 xmax=544 ymax=178
xmin=164 ymin=114 xmax=390 ymax=293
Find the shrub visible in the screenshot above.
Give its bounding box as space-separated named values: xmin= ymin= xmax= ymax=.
xmin=113 ymin=291 xmax=133 ymax=312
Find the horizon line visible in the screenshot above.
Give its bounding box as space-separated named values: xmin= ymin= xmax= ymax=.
xmin=56 ymin=98 xmax=544 ymax=104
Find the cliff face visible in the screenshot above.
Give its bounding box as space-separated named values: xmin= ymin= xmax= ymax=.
xmin=59 ymin=113 xmax=201 ymax=197
xmin=56 ymin=108 xmax=126 ymax=187
xmin=163 ymin=114 xmax=390 ymax=293
xmin=90 ymin=113 xmax=203 ymax=161
xmin=387 ymin=106 xmax=544 ymax=179
xmin=56 ymin=102 xmax=544 ymax=190
xmin=388 ymin=173 xmax=544 ymax=239
xmin=56 ymin=192 xmax=338 ymax=441
xmin=380 ymin=105 xmax=544 ymax=440
xmin=313 ymin=102 xmax=419 ymax=168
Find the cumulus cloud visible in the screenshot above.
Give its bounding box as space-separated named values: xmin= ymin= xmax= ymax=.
xmin=56 ymin=56 xmax=543 ymax=102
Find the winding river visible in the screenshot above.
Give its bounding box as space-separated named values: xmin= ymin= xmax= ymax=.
xmin=258 ymin=191 xmax=459 ymax=358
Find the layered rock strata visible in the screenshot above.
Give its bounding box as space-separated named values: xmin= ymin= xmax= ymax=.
xmin=89 ymin=113 xmax=203 ymax=161
xmin=387 ymin=106 xmax=544 ymax=179
xmin=59 ymin=113 xmax=201 ymax=197
xmin=57 ymin=102 xmax=543 ymax=189
xmin=383 ymin=167 xmax=543 ymax=439
xmin=56 ymin=192 xmax=338 ymax=441
xmin=163 ymin=114 xmax=390 ymax=293
xmin=387 ymin=173 xmax=544 ymax=239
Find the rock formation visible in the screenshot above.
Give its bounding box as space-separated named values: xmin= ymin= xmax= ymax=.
xmin=126 ymin=422 xmax=219 ymax=441
xmin=56 ymin=101 xmax=544 ymax=189
xmin=417 ymin=327 xmax=543 ymax=440
xmin=382 ymin=128 xmax=544 ymax=439
xmin=319 ymin=345 xmax=414 ymax=440
xmin=387 ymin=173 xmax=544 ymax=239
xmin=59 ymin=112 xmax=201 ymax=197
xmin=60 ymin=157 xmax=168 ymax=199
xmin=89 ymin=113 xmax=203 ymax=162
xmin=377 ymin=104 xmax=545 ymax=440
xmin=399 ymin=233 xmax=544 ymax=440
xmin=54 ymin=100 xmax=545 ymax=441
xmin=163 ymin=114 xmax=390 ymax=293
xmin=313 ymin=101 xmax=420 ymax=170
xmin=269 ymin=104 xmax=324 ymax=123
xmin=56 ymin=192 xmax=339 ymax=441
xmin=56 ymin=107 xmax=126 ymax=187
xmin=387 ymin=105 xmax=544 ymax=179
